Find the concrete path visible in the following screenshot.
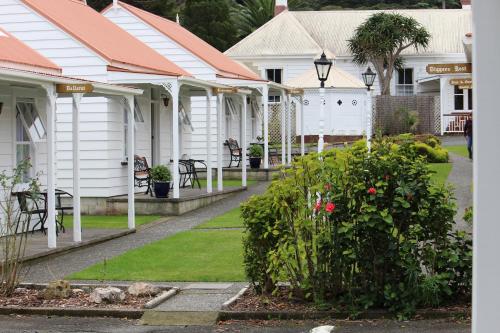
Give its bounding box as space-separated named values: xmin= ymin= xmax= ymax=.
xmin=0 ymin=315 xmax=470 ymax=333
xmin=22 ymin=182 xmax=269 ymax=283
xmin=141 ymin=282 xmax=247 ymax=326
xmin=448 ymin=153 xmax=473 ymax=232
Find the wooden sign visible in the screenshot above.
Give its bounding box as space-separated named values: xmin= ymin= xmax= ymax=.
xmin=426 ymin=63 xmax=472 ymax=75
xmin=56 ymin=84 xmax=94 ymax=94
xmin=458 ymin=84 xmax=473 ymax=90
xmin=287 ymin=88 xmax=304 ymax=95
xmin=212 ymin=87 xmax=238 ymax=95
xmin=450 ymin=78 xmax=472 ymax=86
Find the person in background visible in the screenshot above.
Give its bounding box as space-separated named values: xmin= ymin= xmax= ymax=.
xmin=464 ymin=115 xmax=473 ymax=160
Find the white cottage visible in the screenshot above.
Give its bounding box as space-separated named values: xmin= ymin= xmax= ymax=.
xmin=0 ymin=27 xmax=142 ymax=247
xmin=0 ymin=0 xmax=236 ymax=207
xmin=225 ymin=0 xmax=473 ymax=138
xmin=102 ymin=1 xmax=295 ymax=170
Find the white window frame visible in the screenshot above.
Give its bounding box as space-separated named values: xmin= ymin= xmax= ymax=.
xmin=266 ymin=68 xmax=283 ymax=84
xmin=395 ymin=68 xmax=415 ymax=96
xmin=454 ymin=85 xmax=465 ymax=112
xmin=15 ymin=98 xmax=45 ymax=181
xmin=268 ymin=95 xmax=281 ymax=104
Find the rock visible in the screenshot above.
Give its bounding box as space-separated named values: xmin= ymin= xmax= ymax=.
xmin=127 ymin=283 xmax=161 ymax=297
xmin=72 ymin=288 xmax=85 ymax=295
xmin=89 ymin=287 xmax=126 ymax=304
xmin=14 ymin=288 xmax=28 ymax=294
xmin=42 ymin=280 xmax=72 ymax=300
xmin=310 ymin=326 xmax=335 ymax=333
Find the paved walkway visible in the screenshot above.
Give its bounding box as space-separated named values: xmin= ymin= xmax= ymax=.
xmin=448 ymin=153 xmax=473 ymax=232
xmin=0 ymin=315 xmax=470 ymax=333
xmin=22 ymin=182 xmax=270 ymax=283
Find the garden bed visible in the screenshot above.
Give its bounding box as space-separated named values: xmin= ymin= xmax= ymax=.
xmin=0 ymin=287 xmax=151 ymax=310
xmin=224 ymin=287 xmax=470 ymax=320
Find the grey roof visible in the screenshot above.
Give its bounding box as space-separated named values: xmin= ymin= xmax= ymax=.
xmin=226 ymin=9 xmax=472 ymax=58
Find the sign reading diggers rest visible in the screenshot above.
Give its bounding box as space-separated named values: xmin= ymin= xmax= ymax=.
xmin=426 ymin=63 xmax=472 ymax=75
xmin=56 ymin=84 xmax=94 ymax=94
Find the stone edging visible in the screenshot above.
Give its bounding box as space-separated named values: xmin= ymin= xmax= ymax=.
xmin=0 ymin=306 xmax=144 ymax=319
xmin=218 ymin=309 xmax=471 ymax=321
xmin=144 ymin=287 xmax=179 ymax=309
xmin=221 ymin=285 xmax=249 ymax=310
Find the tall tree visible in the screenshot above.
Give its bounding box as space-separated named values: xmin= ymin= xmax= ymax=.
xmin=348 ymin=13 xmax=430 ymax=95
xmin=182 ymin=0 xmax=237 ymax=51
xmin=87 ymin=0 xmax=178 ymax=19
xmin=232 ymin=0 xmax=315 ymax=39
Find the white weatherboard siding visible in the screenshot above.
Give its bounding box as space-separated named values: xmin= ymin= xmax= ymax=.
xmin=301 ymin=89 xmax=367 ymax=136
xmin=190 ymin=96 xmax=218 ymax=164
xmin=103 ymin=7 xmax=216 ymax=81
xmin=0 ymin=87 xmax=14 ymax=174
xmin=0 ymin=1 xmax=108 ymax=82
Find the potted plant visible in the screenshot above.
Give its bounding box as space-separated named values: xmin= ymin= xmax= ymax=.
xmin=150 ymin=165 xmax=171 ymax=198
xmin=249 ymin=145 xmax=263 ymax=169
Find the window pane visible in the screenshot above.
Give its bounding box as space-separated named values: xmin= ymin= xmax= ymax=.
xmin=405 ymin=68 xmax=413 ymax=84
xmin=16 ymin=102 xmax=46 ymax=141
xmin=266 ymin=69 xmax=274 ymax=82
xmin=275 ymin=69 xmax=282 ymax=84
xmin=134 ymin=98 xmax=144 ymax=123
xmin=455 ymin=95 xmax=464 ymax=110
xmin=16 ymin=112 xmax=29 ymax=142
xmin=16 ymin=144 xmax=31 ymax=182
xmin=468 ymin=89 xmax=473 ymax=110
xmin=397 ymin=69 xmax=405 ymax=85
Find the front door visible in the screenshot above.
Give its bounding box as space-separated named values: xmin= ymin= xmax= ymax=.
xmin=150 ymin=102 xmax=158 ymax=166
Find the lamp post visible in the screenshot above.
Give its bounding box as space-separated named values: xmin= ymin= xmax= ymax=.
xmin=362 ymin=67 xmax=376 ymax=152
xmin=314 ymin=52 xmax=333 ymax=153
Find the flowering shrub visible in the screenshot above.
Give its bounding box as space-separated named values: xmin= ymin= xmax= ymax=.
xmin=241 ymin=137 xmax=470 ymax=318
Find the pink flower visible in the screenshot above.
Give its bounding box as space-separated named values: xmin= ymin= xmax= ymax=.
xmin=325 ymin=202 xmax=336 ymax=213
xmin=368 ymin=187 xmax=377 ymax=195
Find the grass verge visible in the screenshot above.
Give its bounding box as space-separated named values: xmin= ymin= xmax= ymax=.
xmin=446 ymin=145 xmax=469 ymax=159
xmin=195 ymin=207 xmax=243 ymax=229
xmin=428 ymin=163 xmax=453 ymax=185
xmin=67 ymin=229 xmax=245 ymax=282
xmin=198 ymin=179 xmax=256 ymax=188
xmin=63 ymin=215 xmax=161 ymax=229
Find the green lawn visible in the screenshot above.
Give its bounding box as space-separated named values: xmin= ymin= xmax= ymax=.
xmin=198 ymin=179 xmax=256 ymax=188
xmin=63 ymin=215 xmax=161 ymax=229
xmin=195 ymin=207 xmax=243 ymax=229
xmin=428 ymin=163 xmax=453 ymax=185
xmin=68 ymin=229 xmax=245 ymax=282
xmin=446 ymin=145 xmax=469 ymax=158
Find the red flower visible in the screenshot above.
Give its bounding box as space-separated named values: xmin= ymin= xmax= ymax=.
xmin=368 ymin=187 xmax=377 ymax=195
xmin=314 ymin=201 xmax=322 ymax=212
xmin=325 ymin=202 xmax=336 ymax=213
xmin=324 ymin=183 xmax=332 ymax=191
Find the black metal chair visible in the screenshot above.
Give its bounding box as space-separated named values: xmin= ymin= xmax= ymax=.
xmin=134 ymin=155 xmax=152 ymax=196
xmin=14 ymin=191 xmax=47 ymax=234
xmin=54 ymin=189 xmax=72 ymax=233
xmin=179 ymin=159 xmax=206 ymax=189
xmin=224 ymin=138 xmax=242 ymax=168
xmin=269 ymin=146 xmax=280 ymax=166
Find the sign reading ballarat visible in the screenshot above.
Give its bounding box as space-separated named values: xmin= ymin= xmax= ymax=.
xmin=426 ymin=63 xmax=472 ymax=75
xmin=56 ymin=84 xmax=94 ymax=94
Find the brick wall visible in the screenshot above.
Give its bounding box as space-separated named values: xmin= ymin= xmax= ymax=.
xmin=374 ymin=95 xmax=441 ymax=135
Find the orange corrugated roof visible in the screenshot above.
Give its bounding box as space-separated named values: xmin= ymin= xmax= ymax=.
xmin=0 ymin=27 xmax=61 ymax=74
xmin=21 ymin=0 xmax=190 ymax=77
xmin=113 ymin=1 xmax=261 ymax=81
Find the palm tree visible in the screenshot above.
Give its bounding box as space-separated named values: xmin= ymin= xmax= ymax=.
xmin=232 ymin=0 xmax=314 ymax=39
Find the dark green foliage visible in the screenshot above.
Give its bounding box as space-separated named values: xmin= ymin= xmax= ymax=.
xmin=241 ymin=137 xmax=471 ymax=318
xmin=87 ymin=0 xmax=179 ymax=19
xmin=150 ymin=165 xmax=172 ymax=182
xmin=249 ymin=145 xmax=264 ymax=157
xmin=182 ymin=0 xmax=238 ymax=51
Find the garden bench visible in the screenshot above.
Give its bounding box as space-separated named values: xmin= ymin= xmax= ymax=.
xmin=224 ymin=138 xmax=242 ymax=168
xmin=134 ymin=155 xmax=152 ymax=196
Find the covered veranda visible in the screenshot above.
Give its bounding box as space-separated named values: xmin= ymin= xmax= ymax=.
xmin=0 ymin=67 xmax=143 ymax=249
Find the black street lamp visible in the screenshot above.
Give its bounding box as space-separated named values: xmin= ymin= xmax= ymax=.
xmin=362 ymin=67 xmax=377 ymax=152
xmin=314 ymin=52 xmax=333 ymax=88
xmin=362 ymin=66 xmax=377 ymax=91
